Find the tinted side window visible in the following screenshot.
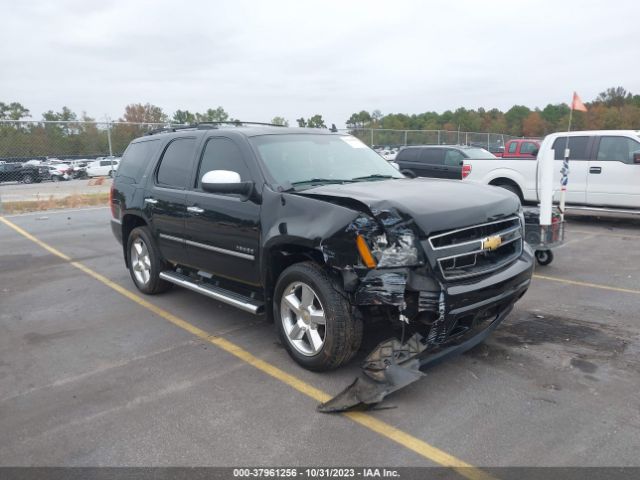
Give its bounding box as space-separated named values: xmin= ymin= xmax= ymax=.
xmin=397 ymin=148 xmax=419 ymax=162
xmin=508 ymin=142 xmax=518 ymax=153
xmin=117 ymin=140 xmax=160 ymax=183
xmin=552 ymin=136 xmax=590 ymax=160
xmin=444 ymin=149 xmax=465 ymax=166
xmin=196 ymin=138 xmax=251 ymax=188
xmin=597 ymin=137 xmax=640 ymax=164
xmin=156 ymin=138 xmax=197 ymax=188
xmin=418 ymin=148 xmax=444 ymax=165
xmin=520 ymin=142 xmax=538 ymax=154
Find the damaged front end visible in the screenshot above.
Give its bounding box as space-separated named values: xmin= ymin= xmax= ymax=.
xmin=317 ymin=206 xmax=450 ymax=412
xmin=315 ymin=202 xmax=532 ymax=412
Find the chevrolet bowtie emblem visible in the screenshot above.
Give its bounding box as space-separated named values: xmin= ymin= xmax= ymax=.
xmin=482 ymin=235 xmax=502 ymax=251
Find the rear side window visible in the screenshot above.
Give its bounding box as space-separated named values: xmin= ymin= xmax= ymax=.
xmin=156 ymin=138 xmax=197 ymax=188
xmin=444 ymin=149 xmax=465 ymax=166
xmin=520 ymin=142 xmax=538 ymax=154
xmin=117 ymin=140 xmax=160 ymax=183
xmin=418 ymin=148 xmax=444 ymax=165
xmin=552 ymin=136 xmax=590 ymax=160
xmin=196 ymin=137 xmax=251 ymax=188
xmin=397 ymin=148 xmax=419 ymax=162
xmin=596 ymin=136 xmax=640 ymax=164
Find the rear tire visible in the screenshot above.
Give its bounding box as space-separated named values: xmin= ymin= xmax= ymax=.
xmin=126 ymin=226 xmax=172 ymax=294
xmin=274 ymin=262 xmax=362 ymax=371
xmin=401 ymin=169 xmax=416 ymax=178
xmin=22 ymin=174 xmax=34 ymax=184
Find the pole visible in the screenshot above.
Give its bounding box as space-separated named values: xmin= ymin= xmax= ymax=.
xmin=404 ymin=130 xmax=407 ymax=146
xmin=559 ymin=106 xmax=573 ymax=221
xmin=107 ymin=119 xmax=114 ymax=178
xmin=370 ymin=128 xmax=374 ymax=147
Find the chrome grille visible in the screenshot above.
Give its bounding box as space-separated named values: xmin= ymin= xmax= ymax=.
xmin=427 ymin=216 xmax=523 ymax=281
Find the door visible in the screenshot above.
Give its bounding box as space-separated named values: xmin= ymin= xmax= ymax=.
xmin=442 ymin=149 xmax=465 ymax=179
xmin=144 ymin=137 xmax=198 ymax=265
xmin=587 ymin=135 xmax=640 ymax=208
xmin=413 ymin=148 xmax=448 ymax=178
xmin=549 ymin=135 xmax=592 ymax=205
xmin=185 ymin=136 xmax=261 ymax=286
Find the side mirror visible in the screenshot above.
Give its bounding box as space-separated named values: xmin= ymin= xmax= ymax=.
xmin=633 ymin=152 xmax=640 ymax=164
xmin=201 ymin=170 xmax=254 ymax=197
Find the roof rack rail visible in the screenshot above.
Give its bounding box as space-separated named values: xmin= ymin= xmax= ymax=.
xmin=144 ymin=121 xmax=285 ymax=136
xmin=144 ymin=124 xmax=197 ymax=136
xmin=195 ymin=121 xmax=286 ymax=128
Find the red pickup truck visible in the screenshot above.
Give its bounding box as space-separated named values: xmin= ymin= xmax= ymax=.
xmin=494 ymin=139 xmax=540 ymax=158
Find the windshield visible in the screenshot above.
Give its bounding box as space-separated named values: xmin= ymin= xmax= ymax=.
xmin=250 ymin=134 xmax=404 ymax=188
xmin=464 ymin=148 xmax=496 ymax=159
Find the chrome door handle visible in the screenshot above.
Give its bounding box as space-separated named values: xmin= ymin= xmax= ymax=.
xmin=187 ymin=206 xmax=204 ymax=214
xmin=144 ymin=198 xmax=158 ymax=205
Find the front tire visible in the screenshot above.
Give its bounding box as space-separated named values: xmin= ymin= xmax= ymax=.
xmin=274 ymin=262 xmax=362 ymax=371
xmin=126 ymin=226 xmax=171 ymax=294
xmin=22 ymin=174 xmax=34 ymax=184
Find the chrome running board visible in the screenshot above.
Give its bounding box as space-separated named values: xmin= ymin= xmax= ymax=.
xmin=159 ymin=271 xmax=264 ymax=315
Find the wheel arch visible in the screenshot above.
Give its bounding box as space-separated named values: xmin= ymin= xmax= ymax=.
xmin=262 ymin=242 xmax=328 ymax=320
xmin=488 ymin=177 xmax=525 ymax=202
xmin=121 ymin=213 xmax=148 ymax=267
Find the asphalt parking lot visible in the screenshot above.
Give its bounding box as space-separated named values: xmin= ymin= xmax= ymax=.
xmin=1 ymin=207 xmax=639 ymax=471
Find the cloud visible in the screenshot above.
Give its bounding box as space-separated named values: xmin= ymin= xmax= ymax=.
xmin=1 ymin=0 xmax=639 ymax=126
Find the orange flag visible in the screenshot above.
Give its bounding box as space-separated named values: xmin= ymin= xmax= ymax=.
xmin=572 ymin=92 xmax=587 ymax=112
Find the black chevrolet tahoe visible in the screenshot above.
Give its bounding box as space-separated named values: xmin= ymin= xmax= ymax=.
xmin=110 ymin=123 xmax=534 ymax=373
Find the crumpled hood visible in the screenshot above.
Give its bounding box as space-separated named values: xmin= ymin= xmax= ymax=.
xmin=296 ymin=177 xmax=520 ymax=236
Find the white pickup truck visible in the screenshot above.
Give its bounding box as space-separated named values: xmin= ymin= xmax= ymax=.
xmin=462 ymin=130 xmax=640 ymax=210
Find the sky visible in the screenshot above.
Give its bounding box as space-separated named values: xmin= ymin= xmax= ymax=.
xmin=2 ymin=0 xmax=639 ymax=127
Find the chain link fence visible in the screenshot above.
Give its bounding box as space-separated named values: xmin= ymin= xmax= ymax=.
xmin=0 ymin=120 xmax=169 ymax=213
xmin=342 ymin=128 xmax=518 ymax=152
xmin=0 ymin=120 xmax=519 ymax=213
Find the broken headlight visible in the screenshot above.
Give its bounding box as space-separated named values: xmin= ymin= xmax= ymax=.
xmin=517 ymin=207 xmax=526 ymax=238
xmin=357 ymin=232 xmax=420 ymax=268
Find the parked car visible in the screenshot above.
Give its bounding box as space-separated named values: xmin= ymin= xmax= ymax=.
xmin=67 ymin=159 xmax=89 ymax=178
xmin=110 ymin=125 xmax=533 ymax=375
xmin=462 ymin=130 xmax=640 ymax=209
xmin=46 ymin=163 xmax=72 ymax=181
xmin=86 ymin=158 xmax=120 ymax=177
xmin=499 ymin=139 xmax=541 ymax=159
xmin=378 ymin=149 xmax=398 ymax=161
xmin=395 ymin=145 xmax=496 ymax=179
xmin=0 ymin=162 xmax=49 ymax=184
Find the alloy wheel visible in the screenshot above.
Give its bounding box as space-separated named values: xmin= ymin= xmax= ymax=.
xmin=280 ymin=282 xmax=327 ymax=356
xmin=130 ymin=238 xmax=152 ymax=285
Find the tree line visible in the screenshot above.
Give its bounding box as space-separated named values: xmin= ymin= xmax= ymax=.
xmin=0 ymin=86 xmax=638 ymax=159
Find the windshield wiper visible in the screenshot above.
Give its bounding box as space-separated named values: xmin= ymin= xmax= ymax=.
xmin=350 ymin=174 xmax=397 ymax=181
xmin=291 ymin=178 xmax=355 ymax=186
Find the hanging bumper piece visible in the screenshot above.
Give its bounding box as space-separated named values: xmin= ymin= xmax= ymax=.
xmin=317 ymin=333 xmax=428 ymax=413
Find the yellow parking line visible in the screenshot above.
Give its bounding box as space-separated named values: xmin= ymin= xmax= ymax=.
xmin=534 ymin=274 xmax=640 ymax=295
xmin=0 ymin=216 xmax=493 ymax=480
